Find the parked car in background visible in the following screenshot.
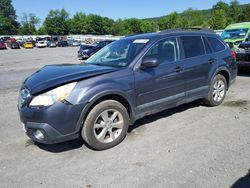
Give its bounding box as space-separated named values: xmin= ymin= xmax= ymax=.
xmin=0 ymin=42 xmax=7 ymax=50
xmin=68 ymin=40 xmax=80 ymax=47
xmin=17 ymin=40 xmax=25 ymax=47
xmin=47 ymin=41 xmax=57 ymax=48
xmin=36 ymin=41 xmax=47 ymax=48
xmin=23 ymin=42 xmax=34 ymax=49
xmin=77 ymin=43 xmax=92 ymax=59
xmin=222 ymin=22 xmax=250 ymax=49
xmin=78 ymin=40 xmax=115 ymax=59
xmin=6 ymin=38 xmax=16 ymax=43
xmin=236 ymin=41 xmax=250 ymax=68
xmin=57 ymin=40 xmax=69 ymax=47
xmin=0 ymin=36 xmax=10 ymax=42
xmin=8 ymin=42 xmax=20 ymax=49
xmin=18 ymin=29 xmax=237 ymax=150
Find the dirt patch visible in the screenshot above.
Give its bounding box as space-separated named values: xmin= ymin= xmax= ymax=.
xmin=223 ymin=100 xmax=249 ymax=107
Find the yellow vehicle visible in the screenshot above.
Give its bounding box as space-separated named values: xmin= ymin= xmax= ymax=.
xmin=23 ymin=42 xmax=34 ymax=49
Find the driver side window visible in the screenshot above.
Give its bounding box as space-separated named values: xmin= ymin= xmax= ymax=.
xmin=145 ymin=37 xmax=179 ymax=64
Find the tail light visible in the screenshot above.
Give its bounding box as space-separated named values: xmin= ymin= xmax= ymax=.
xmin=231 ymin=50 xmax=236 ymax=61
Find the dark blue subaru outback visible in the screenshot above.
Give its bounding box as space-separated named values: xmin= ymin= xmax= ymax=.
xmin=18 ymin=29 xmax=237 ymax=150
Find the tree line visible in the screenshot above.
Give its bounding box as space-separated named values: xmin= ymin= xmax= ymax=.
xmin=0 ymin=0 xmax=250 ymax=36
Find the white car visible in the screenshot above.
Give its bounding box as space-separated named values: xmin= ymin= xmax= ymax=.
xmin=36 ymin=41 xmax=47 ymax=48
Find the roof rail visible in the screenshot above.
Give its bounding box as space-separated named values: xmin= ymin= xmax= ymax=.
xmin=181 ymin=27 xmax=215 ymax=33
xmin=159 ymin=27 xmax=215 ymax=34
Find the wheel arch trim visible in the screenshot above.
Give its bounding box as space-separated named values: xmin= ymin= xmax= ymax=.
xmin=75 ymin=90 xmax=135 ymax=132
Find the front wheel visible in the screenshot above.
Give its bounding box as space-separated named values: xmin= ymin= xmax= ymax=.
xmin=203 ymin=74 xmax=227 ymax=106
xmin=81 ymin=100 xmax=129 ymax=150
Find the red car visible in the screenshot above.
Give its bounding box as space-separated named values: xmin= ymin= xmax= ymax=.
xmin=0 ymin=42 xmax=7 ymax=50
xmin=6 ymin=38 xmax=16 ymax=43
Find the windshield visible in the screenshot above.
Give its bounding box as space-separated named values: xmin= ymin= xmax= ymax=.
xmin=86 ymin=38 xmax=149 ymax=67
xmin=221 ymin=28 xmax=249 ymax=39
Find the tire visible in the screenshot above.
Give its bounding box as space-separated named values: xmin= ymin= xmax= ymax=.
xmin=203 ymin=74 xmax=227 ymax=106
xmin=81 ymin=100 xmax=129 ymax=150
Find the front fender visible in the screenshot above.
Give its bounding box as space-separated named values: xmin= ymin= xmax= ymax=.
xmin=74 ymin=88 xmax=135 ymax=132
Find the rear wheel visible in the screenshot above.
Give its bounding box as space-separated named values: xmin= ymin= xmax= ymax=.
xmin=204 ymin=74 xmax=227 ymax=106
xmin=81 ymin=100 xmax=129 ymax=150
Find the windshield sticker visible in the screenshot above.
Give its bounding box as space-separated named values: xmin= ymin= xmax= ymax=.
xmin=133 ymin=39 xmax=149 ymax=44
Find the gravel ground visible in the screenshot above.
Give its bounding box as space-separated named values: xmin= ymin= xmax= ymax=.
xmin=0 ymin=47 xmax=250 ymax=188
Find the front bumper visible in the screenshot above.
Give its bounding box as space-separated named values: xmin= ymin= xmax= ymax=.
xmin=19 ymin=101 xmax=85 ymax=144
xmin=23 ymin=122 xmax=78 ymax=144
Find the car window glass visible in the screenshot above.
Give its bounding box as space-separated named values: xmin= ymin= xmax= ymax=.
xmin=144 ymin=37 xmax=178 ymax=64
xmin=181 ymin=36 xmax=205 ymax=58
xmin=207 ymin=37 xmax=226 ymax=52
xmin=203 ymin=37 xmax=213 ymax=54
xmin=86 ymin=38 xmax=149 ymax=67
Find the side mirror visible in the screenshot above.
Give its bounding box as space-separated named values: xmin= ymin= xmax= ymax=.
xmin=140 ymin=57 xmax=159 ymax=69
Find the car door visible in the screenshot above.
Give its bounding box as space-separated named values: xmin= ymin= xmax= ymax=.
xmin=179 ymin=35 xmax=217 ymax=99
xmin=134 ymin=37 xmax=186 ymax=112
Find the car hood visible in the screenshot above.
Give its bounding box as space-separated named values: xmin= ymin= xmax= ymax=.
xmin=24 ymin=64 xmax=118 ymax=95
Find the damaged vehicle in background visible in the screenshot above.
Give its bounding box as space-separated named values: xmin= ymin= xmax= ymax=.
xmin=235 ymin=41 xmax=250 ymax=69
xmin=222 ymin=22 xmax=250 ymax=49
xmin=78 ymin=40 xmax=115 ymax=60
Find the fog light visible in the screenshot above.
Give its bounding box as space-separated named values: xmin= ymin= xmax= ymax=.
xmin=34 ymin=130 xmax=45 ymax=140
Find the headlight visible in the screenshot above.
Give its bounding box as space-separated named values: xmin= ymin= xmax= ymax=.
xmin=29 ymin=82 xmax=77 ymax=107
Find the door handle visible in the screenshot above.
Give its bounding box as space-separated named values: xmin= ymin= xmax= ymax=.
xmin=208 ymin=58 xmax=216 ymax=64
xmin=175 ymin=66 xmax=183 ymax=72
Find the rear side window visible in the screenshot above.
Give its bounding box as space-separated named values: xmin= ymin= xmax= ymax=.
xmin=207 ymin=37 xmax=226 ymax=52
xmin=181 ymin=36 xmax=205 ymax=58
xmin=203 ymin=37 xmax=213 ymax=54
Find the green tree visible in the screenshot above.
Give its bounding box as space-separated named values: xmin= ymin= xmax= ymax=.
xmin=209 ymin=9 xmax=227 ymax=29
xmin=102 ymin=17 xmax=114 ymax=34
xmin=213 ymin=1 xmax=230 ymax=12
xmin=229 ymin=0 xmax=242 ymax=23
xmin=0 ymin=0 xmax=19 ymax=34
xmin=239 ymin=4 xmax=250 ymax=22
xmin=159 ymin=12 xmax=184 ymax=30
xmin=36 ymin=26 xmax=47 ymax=35
xmin=124 ymin=18 xmax=142 ymax=33
xmin=84 ymin=14 xmax=106 ymax=35
xmin=69 ymin=12 xmax=87 ymax=34
xmin=111 ymin=19 xmax=128 ymax=35
xmin=140 ymin=20 xmax=158 ymax=33
xmin=19 ymin=13 xmax=40 ymax=35
xmin=44 ymin=9 xmax=70 ymax=35
xmin=181 ymin=8 xmax=205 ymax=27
